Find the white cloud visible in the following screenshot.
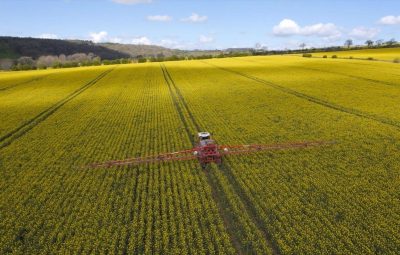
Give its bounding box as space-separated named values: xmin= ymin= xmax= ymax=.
xmin=112 ymin=0 xmax=152 ymax=4
xmin=182 ymin=13 xmax=208 ymax=23
xmin=378 ymin=15 xmax=400 ymax=25
xmin=109 ymin=37 xmax=123 ymax=43
xmin=89 ymin=31 xmax=108 ymax=43
xmin=301 ymin=23 xmax=340 ymax=37
xmin=158 ymin=39 xmax=180 ymax=48
xmin=273 ymin=19 xmax=341 ymax=39
xmin=199 ymin=35 xmax=214 ymax=43
xmin=155 ymin=38 xmax=199 ymax=50
xmin=156 ymin=37 xmax=216 ymax=50
xmin=38 ymin=33 xmax=59 ymax=39
xmin=131 ymin=36 xmax=152 ymax=45
xmin=88 ymin=32 xmax=151 ymax=45
xmin=147 ymin=15 xmax=172 ymax=22
xmin=349 ymin=27 xmax=379 ymax=39
xmin=273 ymin=19 xmax=300 ymax=36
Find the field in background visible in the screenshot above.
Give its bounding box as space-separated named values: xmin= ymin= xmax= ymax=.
xmin=1 ymin=53 xmax=400 ymax=254
xmin=305 ymin=47 xmax=400 ymax=61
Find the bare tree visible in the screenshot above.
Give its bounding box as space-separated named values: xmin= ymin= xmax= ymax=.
xmin=386 ymin=38 xmax=397 ymax=46
xmin=299 ymin=43 xmax=306 ymax=50
xmin=59 ymin=54 xmax=67 ymax=64
xmin=344 ymin=39 xmax=353 ymax=48
xmin=18 ymin=56 xmax=35 ymax=66
xmin=67 ymin=53 xmax=88 ymax=63
xmin=254 ymin=43 xmax=262 ymax=49
xmin=365 ymin=40 xmax=374 ymax=47
xmin=37 ymin=55 xmax=58 ymax=68
xmin=0 ymin=59 xmax=14 ymax=70
xmin=375 ymin=39 xmax=384 ymax=46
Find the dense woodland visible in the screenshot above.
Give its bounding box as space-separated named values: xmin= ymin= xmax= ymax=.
xmin=0 ymin=37 xmax=129 ymax=59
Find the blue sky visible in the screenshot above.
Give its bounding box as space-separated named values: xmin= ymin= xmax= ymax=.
xmin=0 ymin=0 xmax=399 ymax=50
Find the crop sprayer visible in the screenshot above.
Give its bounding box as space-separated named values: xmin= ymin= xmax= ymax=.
xmin=88 ymin=132 xmax=335 ymax=169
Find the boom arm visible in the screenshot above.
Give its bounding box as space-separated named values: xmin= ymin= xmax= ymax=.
xmin=218 ymin=140 xmax=334 ymax=155
xmin=88 ymin=149 xmax=197 ymax=168
xmin=87 ymin=140 xmax=334 ymax=168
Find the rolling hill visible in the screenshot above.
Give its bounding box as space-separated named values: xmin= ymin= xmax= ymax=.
xmin=0 ymin=36 xmax=224 ymax=61
xmin=0 ymin=37 xmax=130 ymax=60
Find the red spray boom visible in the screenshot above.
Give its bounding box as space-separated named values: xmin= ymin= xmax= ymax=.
xmin=88 ymin=132 xmax=334 ymax=169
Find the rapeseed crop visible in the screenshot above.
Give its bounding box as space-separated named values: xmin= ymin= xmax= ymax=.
xmin=1 ymin=54 xmax=399 ymax=254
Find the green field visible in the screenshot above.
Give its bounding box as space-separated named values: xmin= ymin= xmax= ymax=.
xmin=308 ymin=47 xmax=400 ymax=61
xmin=1 ymin=55 xmax=400 ymax=254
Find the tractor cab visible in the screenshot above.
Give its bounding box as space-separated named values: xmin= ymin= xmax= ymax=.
xmin=196 ymin=132 xmax=222 ymax=168
xmin=198 ymin=132 xmax=211 ymax=141
xmin=198 ymin=132 xmax=212 ymax=146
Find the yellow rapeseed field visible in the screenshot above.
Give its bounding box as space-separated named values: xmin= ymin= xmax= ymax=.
xmin=306 ymin=47 xmax=400 ymax=61
xmin=1 ymin=53 xmax=399 ymax=254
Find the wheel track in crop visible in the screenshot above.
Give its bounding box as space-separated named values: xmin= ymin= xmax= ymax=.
xmin=237 ymin=57 xmax=400 ymax=88
xmin=161 ymin=64 xmax=242 ymax=252
xmin=161 ymin=63 xmax=244 ymax=253
xmin=0 ymin=75 xmax=49 ymax=92
xmin=161 ymin=63 xmax=278 ymax=255
xmin=0 ymin=68 xmax=114 ymax=150
xmin=298 ymin=66 xmax=400 ymax=88
xmin=160 ymin=65 xmax=196 ymax=144
xmin=202 ymin=61 xmax=400 ymax=130
xmin=217 ymin=162 xmax=281 ymax=255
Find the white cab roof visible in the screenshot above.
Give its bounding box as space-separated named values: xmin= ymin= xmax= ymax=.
xmin=198 ymin=132 xmax=210 ymax=138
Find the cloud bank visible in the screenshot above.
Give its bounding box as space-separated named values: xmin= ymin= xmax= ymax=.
xmin=199 ymin=35 xmax=213 ymax=43
xmin=273 ymin=19 xmax=341 ymax=39
xmin=89 ymin=31 xmax=108 ymax=43
xmin=131 ymin=36 xmax=152 ymax=45
xmin=147 ymin=15 xmax=172 ymax=22
xmin=181 ymin=13 xmax=208 ymax=23
xmin=349 ymin=27 xmax=379 ymax=39
xmin=38 ymin=33 xmax=59 ymax=39
xmin=379 ymin=15 xmax=400 ymax=25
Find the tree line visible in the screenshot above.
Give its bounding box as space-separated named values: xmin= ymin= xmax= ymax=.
xmin=0 ymin=52 xmax=252 ymax=71
xmin=298 ymin=38 xmax=398 ymax=52
xmin=1 ymin=38 xmax=398 ymax=71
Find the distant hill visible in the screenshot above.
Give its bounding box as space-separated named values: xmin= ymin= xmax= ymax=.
xmin=99 ymin=43 xmax=181 ymax=58
xmin=0 ymin=36 xmax=131 ymax=60
xmin=83 ymin=43 xmax=223 ymax=58
xmin=0 ymin=36 xmax=224 ymax=60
